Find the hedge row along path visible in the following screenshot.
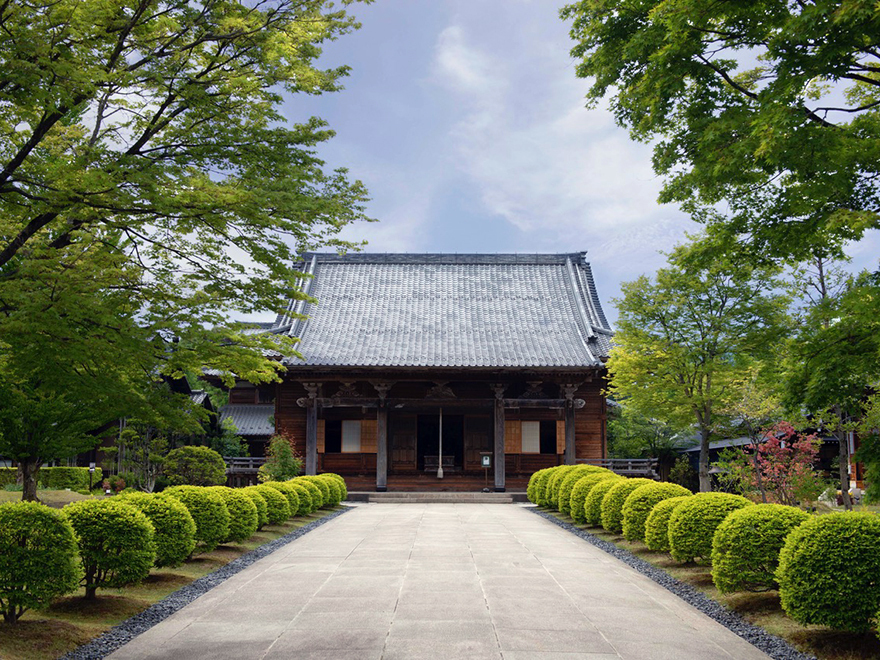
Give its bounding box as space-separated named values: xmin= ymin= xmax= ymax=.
xmin=106 ymin=504 xmax=770 ymax=660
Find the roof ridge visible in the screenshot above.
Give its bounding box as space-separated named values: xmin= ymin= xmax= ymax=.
xmin=299 ymin=252 xmax=590 ymax=266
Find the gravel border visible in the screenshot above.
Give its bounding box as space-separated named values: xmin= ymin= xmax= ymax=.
xmin=61 ymin=506 xmax=352 ymax=660
xmin=529 ymin=508 xmax=815 ymax=660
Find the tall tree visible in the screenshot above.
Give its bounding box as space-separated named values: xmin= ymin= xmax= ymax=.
xmin=608 ymin=243 xmax=788 ymax=491
xmin=0 ymin=0 xmax=371 ymax=499
xmin=561 ymin=0 xmax=880 ymax=260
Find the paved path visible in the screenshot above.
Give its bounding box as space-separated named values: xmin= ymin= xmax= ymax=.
xmin=109 ymin=504 xmax=770 ymax=660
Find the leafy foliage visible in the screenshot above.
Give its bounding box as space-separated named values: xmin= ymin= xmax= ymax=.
xmin=261 ymin=482 xmax=300 ymax=519
xmin=63 ymin=499 xmax=155 ymax=599
xmin=162 ymin=486 xmax=229 ymax=553
xmin=600 ymin=478 xmax=655 ymax=534
xmin=644 ymin=496 xmax=691 ymax=554
xmin=621 ymin=482 xmax=692 ymax=542
xmin=297 ymin=477 xmax=328 ymax=509
xmin=582 ymin=476 xmax=624 ymax=527
xmin=527 ymin=468 xmax=552 ymax=504
xmin=241 ymin=487 xmax=269 ymax=530
xmin=667 ymin=493 xmax=752 ymax=563
xmin=557 ymin=465 xmax=612 ymax=514
xmin=118 ymin=492 xmax=197 ymax=568
xmin=777 ymin=512 xmax=880 ymax=632
xmin=0 ymin=502 xmax=81 ymax=622
xmin=569 ymin=473 xmax=619 ymax=525
xmin=250 ymin=484 xmax=289 ymax=525
xmin=207 ymin=487 xmax=258 ymax=544
xmin=258 ymin=436 xmax=302 ymax=483
xmin=163 ymin=446 xmax=227 ymax=487
xmin=286 ymin=482 xmax=313 ymax=516
xmin=561 ymin=0 xmax=880 ymax=259
xmin=711 ymin=504 xmax=809 ymax=594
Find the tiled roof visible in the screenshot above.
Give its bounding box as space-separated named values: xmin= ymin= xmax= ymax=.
xmin=219 ymin=405 xmax=275 ymax=437
xmin=277 ymin=253 xmax=613 ymax=369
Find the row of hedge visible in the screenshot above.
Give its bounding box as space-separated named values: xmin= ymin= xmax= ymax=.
xmin=0 ymin=473 xmax=347 ymax=623
xmin=527 ymin=465 xmax=880 ymax=634
xmin=0 ymin=466 xmax=104 ymax=491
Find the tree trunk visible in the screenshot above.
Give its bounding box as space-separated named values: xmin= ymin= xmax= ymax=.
xmin=84 ymin=585 xmax=98 ymax=600
xmin=699 ymin=427 xmax=711 ymax=492
xmin=836 ymin=427 xmax=853 ymax=511
xmin=19 ymin=458 xmax=41 ymax=502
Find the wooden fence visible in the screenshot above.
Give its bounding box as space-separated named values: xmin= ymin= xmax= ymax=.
xmin=576 ymin=458 xmax=659 ymax=479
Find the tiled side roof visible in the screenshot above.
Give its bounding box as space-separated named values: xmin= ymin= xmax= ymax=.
xmin=279 ymin=252 xmax=613 ymax=369
xmin=219 ymin=405 xmax=275 ymax=437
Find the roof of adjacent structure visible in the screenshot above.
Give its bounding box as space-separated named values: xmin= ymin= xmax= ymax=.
xmin=272 ymin=252 xmax=613 ymax=369
xmin=219 ymin=405 xmax=275 ymax=437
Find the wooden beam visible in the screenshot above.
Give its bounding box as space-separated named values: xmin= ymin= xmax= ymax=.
xmin=376 ymin=404 xmax=388 ymax=492
xmin=305 ymin=397 xmax=576 ymax=409
xmin=305 ymin=399 xmax=318 ymax=475
xmin=492 ymin=384 xmax=506 ymax=492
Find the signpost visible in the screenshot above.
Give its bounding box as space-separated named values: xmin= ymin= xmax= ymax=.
xmin=480 ymin=452 xmax=492 ymax=491
xmin=88 ymin=462 xmax=96 ymax=491
xmin=437 ymin=407 xmax=444 ymax=479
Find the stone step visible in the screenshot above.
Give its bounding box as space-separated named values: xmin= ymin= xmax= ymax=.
xmin=363 ymin=492 xmax=516 ymax=504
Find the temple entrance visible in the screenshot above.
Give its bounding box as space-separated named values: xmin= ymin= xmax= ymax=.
xmin=417 ymin=413 xmax=463 ymax=472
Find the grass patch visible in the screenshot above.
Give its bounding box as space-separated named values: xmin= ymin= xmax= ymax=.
xmin=0 ymin=489 xmax=99 ymax=508
xmin=542 ymin=508 xmax=880 ymax=660
xmin=0 ymin=508 xmax=341 ymax=660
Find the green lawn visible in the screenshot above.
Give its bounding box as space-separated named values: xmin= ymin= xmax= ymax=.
xmin=0 ymin=508 xmax=342 ymax=660
xmin=543 ymin=509 xmax=880 ymax=660
xmin=0 ymin=489 xmax=98 ymax=507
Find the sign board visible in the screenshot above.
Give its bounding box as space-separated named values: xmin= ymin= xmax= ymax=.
xmin=88 ymin=462 xmax=96 ymax=473
xmin=481 ymin=454 xmax=491 ymax=468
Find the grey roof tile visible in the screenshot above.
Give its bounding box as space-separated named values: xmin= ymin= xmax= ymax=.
xmin=280 ymin=253 xmax=614 ymax=369
xmin=219 ymin=405 xmax=275 ymax=436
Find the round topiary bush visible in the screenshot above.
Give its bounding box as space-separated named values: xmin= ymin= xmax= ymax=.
xmin=644 ymin=496 xmax=691 ymax=553
xmin=527 ymin=468 xmax=551 ymax=504
xmin=63 ymin=499 xmax=156 ymax=599
xmin=241 ymin=487 xmax=269 ymax=529
xmin=711 ymin=504 xmax=809 ymax=594
xmin=569 ymin=473 xmax=619 ymax=524
xmin=600 ymin=478 xmax=657 ymax=534
xmin=163 ymin=485 xmax=230 ymax=553
xmin=776 ymin=512 xmax=880 ymax=632
xmin=118 ymin=492 xmax=197 ymax=567
xmin=294 ymin=478 xmax=324 ymax=511
xmin=262 ymin=482 xmax=300 ymax=519
xmin=286 ymin=481 xmax=313 ymax=516
xmin=302 ymin=476 xmax=331 ymax=507
xmin=545 ymin=466 xmax=580 ymax=509
xmin=621 ymin=482 xmax=693 ymax=542
xmin=163 ymin=446 xmax=227 ymax=486
xmin=583 ymin=476 xmax=624 ymax=526
xmin=667 ymin=492 xmax=752 ymax=563
xmin=207 ymin=486 xmax=259 ymax=543
xmin=557 ymin=465 xmax=613 ymax=514
xmin=534 ymin=467 xmax=562 ymax=507
xmin=328 ymin=473 xmax=348 ymax=500
xmin=0 ymin=502 xmax=81 ymax=622
xmin=316 ymin=475 xmax=342 ymax=506
xmin=251 ymin=484 xmax=290 ymax=525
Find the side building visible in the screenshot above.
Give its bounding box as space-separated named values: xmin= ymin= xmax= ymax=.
xmin=271 ymin=252 xmax=614 ymax=492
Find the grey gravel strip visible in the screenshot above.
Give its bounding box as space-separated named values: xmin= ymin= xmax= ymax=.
xmin=530 ymin=507 xmax=815 ymax=660
xmin=61 ymin=506 xmax=352 ymax=660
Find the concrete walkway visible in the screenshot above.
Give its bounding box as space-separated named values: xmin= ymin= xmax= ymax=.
xmin=109 ymin=504 xmax=770 ymax=660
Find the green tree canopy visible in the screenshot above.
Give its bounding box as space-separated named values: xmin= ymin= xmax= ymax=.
xmin=608 ymin=242 xmax=789 ymax=491
xmin=561 ymin=0 xmax=880 ymax=260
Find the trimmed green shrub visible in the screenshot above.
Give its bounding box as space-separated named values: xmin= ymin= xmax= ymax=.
xmin=301 ymin=476 xmax=331 ymax=507
xmin=569 ymin=473 xmax=618 ymax=524
xmin=534 ymin=467 xmax=562 ymax=507
xmin=251 ymin=484 xmax=290 ymax=525
xmin=545 ymin=466 xmax=580 ymax=509
xmin=258 ymin=435 xmax=303 ymax=482
xmin=294 ymin=478 xmax=324 ymax=511
xmin=324 ymin=473 xmax=348 ymax=500
xmin=776 ymin=512 xmax=880 ymax=632
xmin=63 ymin=499 xmax=156 ymax=599
xmin=711 ymin=504 xmax=809 ymax=594
xmin=163 ymin=486 xmax=230 ymax=552
xmin=0 ymin=468 xmax=17 ymax=488
xmin=262 ymin=482 xmax=301 ymax=519
xmin=583 ymin=476 xmax=624 ymax=526
xmin=315 ymin=475 xmax=342 ymax=506
xmin=286 ymin=481 xmax=313 ymax=516
xmin=621 ymin=482 xmax=692 ymax=542
xmin=118 ymin=492 xmax=197 ymax=568
xmin=527 ymin=468 xmax=551 ymax=504
xmin=557 ymin=465 xmax=613 ymax=514
xmin=208 ymin=486 xmax=259 ymax=543
xmin=163 ymin=446 xmax=227 ymax=486
xmin=241 ymin=487 xmax=269 ymax=529
xmin=0 ymin=502 xmax=81 ymax=622
xmin=668 ymin=493 xmax=752 ymax=563
xmin=38 ymin=467 xmax=103 ymax=491
xmin=600 ymin=478 xmax=656 ymax=533
xmin=644 ymin=496 xmax=691 ymax=553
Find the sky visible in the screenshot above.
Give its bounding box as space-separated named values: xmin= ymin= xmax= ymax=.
xmin=282 ymin=0 xmax=879 ymax=325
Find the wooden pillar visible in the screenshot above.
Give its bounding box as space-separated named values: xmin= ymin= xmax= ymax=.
xmin=304 ymin=382 xmax=319 ymax=475
xmin=562 ymin=383 xmax=580 ymax=465
xmin=492 ymin=384 xmax=506 ymax=492
xmin=376 ymin=404 xmax=388 ymax=491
